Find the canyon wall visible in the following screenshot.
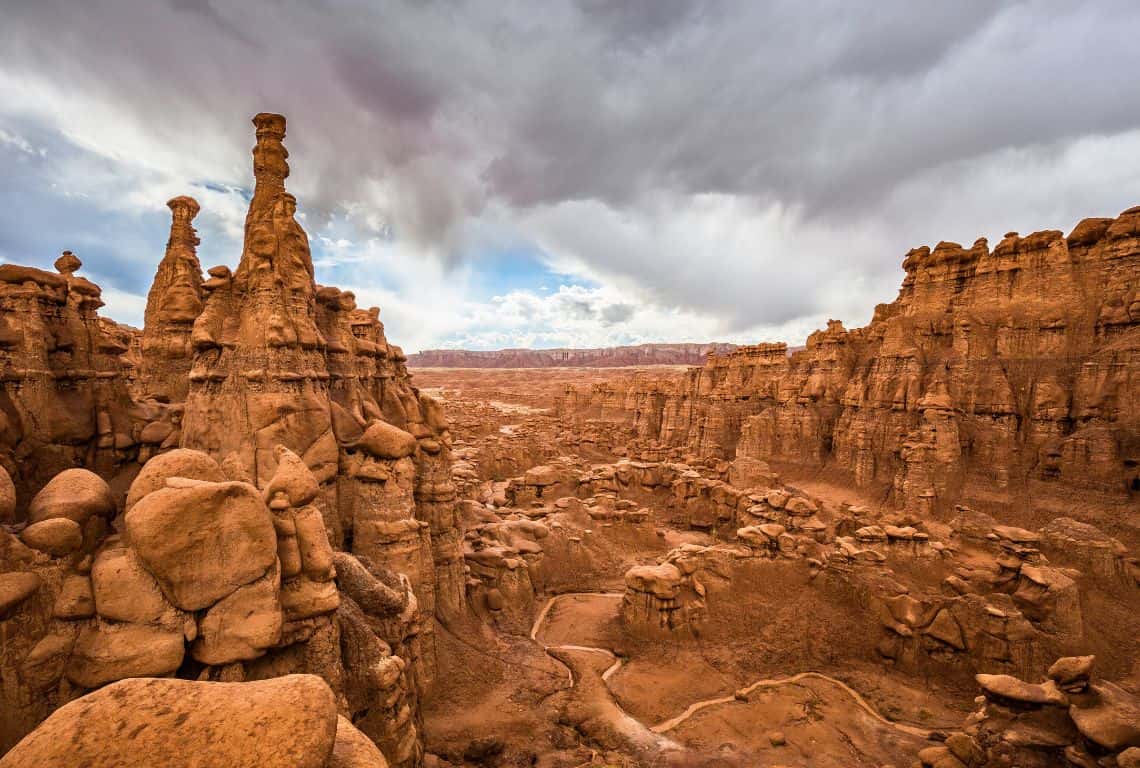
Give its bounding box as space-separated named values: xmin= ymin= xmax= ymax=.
xmin=560 ymin=215 xmax=1140 ymax=517
xmin=407 ymin=342 xmax=736 ymax=368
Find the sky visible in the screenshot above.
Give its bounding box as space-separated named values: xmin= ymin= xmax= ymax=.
xmin=3 ymin=1 xmax=1140 ymax=353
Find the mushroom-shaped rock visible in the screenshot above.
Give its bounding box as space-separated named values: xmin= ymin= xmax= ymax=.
xmin=357 ymin=420 xmax=417 ymax=460
xmin=125 ymin=480 xmax=276 ymax=610
xmin=28 ymin=468 xmax=114 ymax=525
xmin=20 ymin=517 xmax=83 ymax=557
xmin=1048 ymin=655 xmax=1095 ymax=691
xmin=0 ymin=674 xmax=341 ymax=768
xmin=624 ymin=563 xmax=683 ymax=599
xmin=262 ymin=445 xmax=320 ymax=507
xmin=54 ymin=250 xmax=82 ymax=275
xmin=125 ymin=448 xmax=225 ymax=511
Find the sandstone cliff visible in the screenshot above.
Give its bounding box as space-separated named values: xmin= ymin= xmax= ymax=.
xmin=560 ymin=216 xmax=1140 ymax=519
xmin=407 ymin=342 xmax=737 ymax=368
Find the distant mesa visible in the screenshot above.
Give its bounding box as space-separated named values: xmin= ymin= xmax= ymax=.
xmin=407 ymin=342 xmax=740 ymax=368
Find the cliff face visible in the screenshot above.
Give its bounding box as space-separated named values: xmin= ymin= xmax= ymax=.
xmin=0 ymin=252 xmax=138 ymax=511
xmin=407 ymin=342 xmax=737 ymax=368
xmin=561 ymin=213 xmax=1140 ymax=514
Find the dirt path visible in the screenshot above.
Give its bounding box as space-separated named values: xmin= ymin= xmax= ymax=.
xmin=529 ymin=592 xmax=937 ymax=744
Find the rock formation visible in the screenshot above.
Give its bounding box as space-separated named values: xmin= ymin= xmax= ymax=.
xmin=3 ymin=115 xmax=1138 ymax=768
xmin=407 ymin=342 xmax=738 ymax=368
xmin=560 ymin=216 xmax=1140 ymax=518
xmin=137 ymin=195 xmax=204 ymax=403
xmin=0 ymin=252 xmax=138 ymax=506
xmin=0 ymin=448 xmax=424 ymax=765
xmin=0 ymin=114 xmax=462 ymax=766
xmin=178 ymin=115 xmax=464 ymax=646
xmin=914 ymin=655 xmax=1139 ymax=767
xmin=0 ymin=674 xmax=390 ymax=768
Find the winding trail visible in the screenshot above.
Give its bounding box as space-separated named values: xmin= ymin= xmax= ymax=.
xmin=529 ymin=591 xmax=937 ymax=742
xmin=529 ymin=592 xmax=625 ymax=686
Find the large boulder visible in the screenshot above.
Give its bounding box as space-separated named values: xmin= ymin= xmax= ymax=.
xmin=0 ymin=675 xmax=341 ymax=768
xmin=330 ymin=716 xmax=390 ymax=768
xmin=90 ymin=544 xmax=176 ymax=624
xmin=125 ymin=448 xmax=226 ymax=511
xmin=124 ymin=480 xmax=276 ymax=610
xmin=27 ymin=468 xmax=114 ymax=525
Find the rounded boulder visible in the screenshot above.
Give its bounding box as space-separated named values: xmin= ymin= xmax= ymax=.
xmin=125 ymin=448 xmax=225 ymax=512
xmin=20 ymin=518 xmax=83 ymax=557
xmin=27 ymin=469 xmax=114 ymax=525
xmin=124 ymin=480 xmax=276 ymax=611
xmin=357 ymin=420 xmax=417 ymax=460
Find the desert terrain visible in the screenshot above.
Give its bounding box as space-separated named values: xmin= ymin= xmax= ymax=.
xmin=0 ymin=112 xmax=1137 ymax=768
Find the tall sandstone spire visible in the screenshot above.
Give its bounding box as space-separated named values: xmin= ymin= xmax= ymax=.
xmin=180 ymin=115 xmax=465 ymax=677
xmin=138 ymin=195 xmax=204 ymax=402
xmin=181 ymin=113 xmax=331 ymax=481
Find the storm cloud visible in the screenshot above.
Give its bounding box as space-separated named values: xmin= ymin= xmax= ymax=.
xmin=3 ymin=0 xmax=1140 ymax=350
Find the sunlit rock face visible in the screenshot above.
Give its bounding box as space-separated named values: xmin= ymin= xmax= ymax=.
xmin=561 ymin=215 xmax=1140 ymax=513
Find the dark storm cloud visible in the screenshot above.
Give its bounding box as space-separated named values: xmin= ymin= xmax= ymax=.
xmin=601 ymin=303 xmax=636 ymax=325
xmin=3 ymin=0 xmax=1140 ymax=340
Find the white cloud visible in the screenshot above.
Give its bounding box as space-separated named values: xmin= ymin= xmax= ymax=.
xmin=3 ymin=1 xmax=1140 ymax=352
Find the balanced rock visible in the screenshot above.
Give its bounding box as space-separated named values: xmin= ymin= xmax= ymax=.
xmin=976 ymin=673 xmax=1068 ymax=706
xmin=1048 ymin=655 xmax=1095 ymax=691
